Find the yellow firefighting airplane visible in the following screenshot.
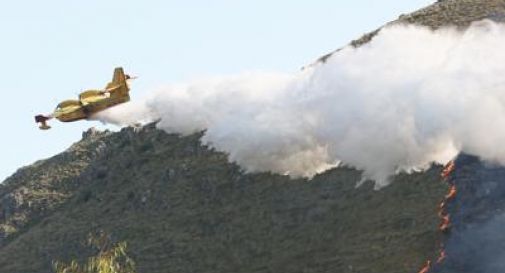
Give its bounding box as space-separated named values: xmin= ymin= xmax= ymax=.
xmin=35 ymin=67 xmax=135 ymax=130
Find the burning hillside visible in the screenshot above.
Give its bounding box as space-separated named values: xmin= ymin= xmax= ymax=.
xmin=428 ymin=154 xmax=505 ymax=273
xmin=417 ymin=161 xmax=457 ymax=273
xmin=417 ymin=153 xmax=505 ymax=273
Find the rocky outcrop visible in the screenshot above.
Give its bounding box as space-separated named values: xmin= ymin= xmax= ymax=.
xmin=0 ymin=129 xmax=111 ymax=242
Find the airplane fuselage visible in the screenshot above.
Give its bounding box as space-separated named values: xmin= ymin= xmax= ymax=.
xmin=55 ymin=93 xmax=130 ymax=122
xmin=35 ymin=67 xmax=132 ymax=129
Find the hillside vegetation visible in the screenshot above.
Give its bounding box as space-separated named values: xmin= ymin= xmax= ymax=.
xmin=3 ymin=0 xmax=505 ymax=272
xmin=0 ymin=125 xmax=446 ymax=273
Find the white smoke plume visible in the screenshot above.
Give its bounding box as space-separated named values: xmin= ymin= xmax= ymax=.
xmin=96 ymin=20 xmax=505 ymax=188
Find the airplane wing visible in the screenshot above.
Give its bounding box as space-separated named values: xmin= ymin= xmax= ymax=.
xmin=104 ymin=84 xmax=122 ymax=92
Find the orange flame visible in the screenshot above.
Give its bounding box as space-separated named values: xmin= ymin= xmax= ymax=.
xmin=439 ymin=161 xmax=456 ymax=233
xmin=439 ymin=214 xmax=451 ymax=232
xmin=445 ymin=185 xmax=457 ymax=200
xmin=436 ymin=249 xmax=447 ymax=264
xmin=418 ymin=260 xmax=431 ymax=273
xmin=441 ymin=161 xmax=455 ymax=180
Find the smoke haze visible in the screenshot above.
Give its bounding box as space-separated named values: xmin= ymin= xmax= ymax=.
xmin=96 ymin=20 xmax=505 ymax=187
xmin=431 ymin=154 xmax=505 ymax=273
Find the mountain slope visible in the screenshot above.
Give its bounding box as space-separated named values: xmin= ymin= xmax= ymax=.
xmin=0 ymin=129 xmax=111 ymax=242
xmin=0 ymin=125 xmax=445 ymax=273
xmin=4 ymin=0 xmax=505 ymax=272
xmin=318 ymin=0 xmax=505 ymax=62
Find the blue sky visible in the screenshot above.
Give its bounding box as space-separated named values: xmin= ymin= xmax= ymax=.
xmin=0 ymin=0 xmax=433 ymax=181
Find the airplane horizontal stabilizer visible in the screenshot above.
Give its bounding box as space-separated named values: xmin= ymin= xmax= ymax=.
xmin=35 ymin=115 xmax=52 ymax=130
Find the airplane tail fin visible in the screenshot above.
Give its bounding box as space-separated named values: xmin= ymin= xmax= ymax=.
xmin=35 ymin=115 xmax=52 ymax=130
xmin=106 ymin=67 xmax=133 ymax=94
xmin=111 ymin=67 xmax=127 ymax=85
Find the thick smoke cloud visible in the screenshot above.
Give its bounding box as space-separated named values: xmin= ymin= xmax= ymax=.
xmin=96 ymin=20 xmax=505 ymax=188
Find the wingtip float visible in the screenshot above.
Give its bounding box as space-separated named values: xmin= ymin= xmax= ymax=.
xmin=35 ymin=67 xmax=137 ymax=130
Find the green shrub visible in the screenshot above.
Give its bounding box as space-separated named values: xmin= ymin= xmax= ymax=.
xmin=53 ymin=231 xmax=136 ymax=273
